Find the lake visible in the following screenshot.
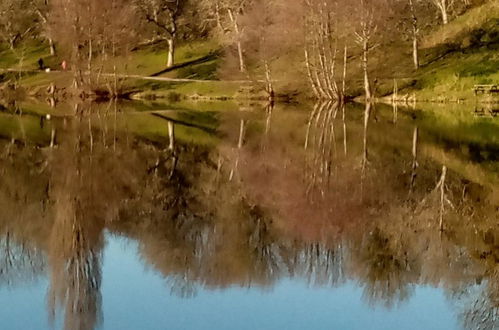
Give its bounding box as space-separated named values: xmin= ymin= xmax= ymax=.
xmin=0 ymin=100 xmax=497 ymax=330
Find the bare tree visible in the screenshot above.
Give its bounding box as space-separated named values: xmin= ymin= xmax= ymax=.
xmin=408 ymin=0 xmax=420 ymax=69
xmin=50 ymin=0 xmax=136 ymax=94
xmin=135 ymin=0 xmax=186 ymax=67
xmin=303 ymin=0 xmax=347 ymax=100
xmin=34 ymin=0 xmax=56 ymax=55
xmin=0 ymin=0 xmax=37 ymax=51
xmin=202 ymin=0 xmax=252 ymax=73
xmin=354 ymin=0 xmax=378 ymax=101
xmin=428 ymin=0 xmax=454 ymax=24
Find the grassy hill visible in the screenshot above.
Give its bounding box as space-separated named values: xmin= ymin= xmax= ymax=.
xmin=387 ymin=1 xmax=499 ymax=102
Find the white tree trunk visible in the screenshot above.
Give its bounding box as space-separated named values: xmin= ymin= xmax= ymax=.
xmin=49 ymin=38 xmax=56 ymax=56
xmin=167 ymin=37 xmax=175 ymax=68
xmin=413 ymin=37 xmax=419 ymax=69
xmin=440 ymin=5 xmax=449 ymax=24
xmin=236 ymin=40 xmax=245 ymax=73
xmin=362 ymin=40 xmax=372 ymax=100
xmin=228 ymin=9 xmax=245 ymax=73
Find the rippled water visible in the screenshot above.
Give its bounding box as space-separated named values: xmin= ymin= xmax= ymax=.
xmin=0 ymin=100 xmax=497 ymax=330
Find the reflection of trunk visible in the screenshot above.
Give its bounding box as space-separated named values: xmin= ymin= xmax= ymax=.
xmin=392 ymin=79 xmax=398 ymax=123
xmin=342 ymin=104 xmax=347 ymax=156
xmin=362 ymin=102 xmax=371 ymax=174
xmin=265 ymin=103 xmax=273 ymax=136
xmin=438 ymin=166 xmax=447 ymax=231
xmin=167 ymin=37 xmax=175 ymax=68
xmin=238 ymin=119 xmax=245 ymax=149
xmin=261 ymin=103 xmax=273 ymax=152
xmin=409 ymin=126 xmax=418 ymax=194
xmin=168 ymin=121 xmax=175 ymax=151
xmin=229 ymin=119 xmax=246 ymax=182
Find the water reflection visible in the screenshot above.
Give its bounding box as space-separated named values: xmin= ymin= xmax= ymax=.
xmin=0 ymin=100 xmax=497 ymax=329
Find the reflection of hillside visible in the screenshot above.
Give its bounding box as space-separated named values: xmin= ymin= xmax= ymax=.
xmin=0 ymin=102 xmax=497 ymax=329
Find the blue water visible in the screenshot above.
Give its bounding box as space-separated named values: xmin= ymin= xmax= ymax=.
xmin=0 ymin=235 xmax=460 ymax=330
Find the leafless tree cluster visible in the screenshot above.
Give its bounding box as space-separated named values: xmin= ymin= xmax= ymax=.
xmin=49 ymin=0 xmax=137 ymax=92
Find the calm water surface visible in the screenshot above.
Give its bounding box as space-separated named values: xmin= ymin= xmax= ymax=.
xmin=0 ymin=100 xmax=497 ymax=330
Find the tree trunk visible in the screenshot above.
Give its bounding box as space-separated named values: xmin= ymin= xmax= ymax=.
xmin=440 ymin=5 xmax=449 ymax=24
xmin=412 ymin=36 xmax=419 ymax=69
xmin=9 ymin=36 xmax=17 ymax=51
xmin=342 ymin=45 xmax=348 ymax=100
xmin=49 ymin=38 xmax=56 ymax=56
xmin=236 ymin=40 xmax=245 ymax=73
xmin=362 ymin=41 xmax=371 ymax=101
xmin=228 ymin=9 xmax=245 ymax=73
xmin=409 ymin=0 xmax=419 ymax=69
xmin=167 ymin=37 xmax=175 ymax=68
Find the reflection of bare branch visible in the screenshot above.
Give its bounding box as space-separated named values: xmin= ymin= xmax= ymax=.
xmin=409 ymin=126 xmax=418 ymax=195
xmin=0 ymin=233 xmax=45 ymax=287
xmin=418 ymin=165 xmax=455 ymax=231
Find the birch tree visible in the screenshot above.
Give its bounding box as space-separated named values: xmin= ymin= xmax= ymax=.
xmin=428 ymin=0 xmax=454 ymax=24
xmin=354 ymin=0 xmax=378 ymax=101
xmin=202 ymin=0 xmax=252 ymax=73
xmin=408 ymin=0 xmax=420 ymax=69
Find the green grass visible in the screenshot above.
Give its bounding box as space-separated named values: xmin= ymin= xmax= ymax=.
xmin=407 ymin=46 xmax=499 ymax=101
xmin=0 ymin=41 xmax=52 ymax=71
xmin=0 ymin=39 xmax=244 ymax=100
xmin=0 ymin=113 xmax=51 ymax=144
xmin=422 ymin=1 xmax=499 ymax=49
xmin=405 ymin=1 xmax=499 ymax=101
xmin=113 ymin=39 xmax=220 ymax=78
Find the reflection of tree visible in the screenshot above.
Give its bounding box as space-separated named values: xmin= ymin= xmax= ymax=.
xmin=46 ymin=118 xmax=105 ymax=330
xmin=0 ymin=140 xmax=49 ymax=287
xmin=40 ymin=107 xmax=160 ymax=330
xmin=47 ymin=211 xmax=103 ymax=330
xmin=352 ymin=227 xmax=416 ymax=309
xmin=304 ymin=101 xmax=339 ymax=196
xmin=450 ymin=279 xmax=499 ymax=330
xmin=289 ymin=242 xmax=346 ymax=287
xmin=0 ymin=233 xmax=45 ymax=287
